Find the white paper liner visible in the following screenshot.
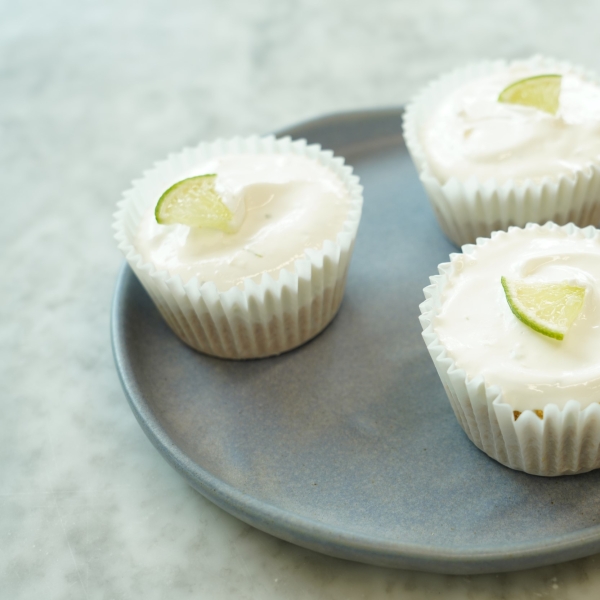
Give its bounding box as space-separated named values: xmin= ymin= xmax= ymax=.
xmin=114 ymin=135 xmax=363 ymax=359
xmin=403 ymin=56 xmax=600 ymax=247
xmin=419 ymin=222 xmax=600 ymax=476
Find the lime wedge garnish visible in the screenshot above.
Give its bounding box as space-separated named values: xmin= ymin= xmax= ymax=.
xmin=155 ymin=174 xmax=235 ymax=232
xmin=501 ymin=276 xmax=585 ymax=340
xmin=498 ymin=74 xmax=562 ymax=115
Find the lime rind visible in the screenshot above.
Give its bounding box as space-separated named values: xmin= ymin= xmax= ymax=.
xmin=501 ymin=276 xmax=585 ymax=340
xmin=498 ymin=74 xmax=562 ymax=115
xmin=155 ymin=174 xmax=235 ymax=232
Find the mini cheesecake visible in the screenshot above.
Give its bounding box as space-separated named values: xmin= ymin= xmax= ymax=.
xmin=114 ymin=136 xmax=363 ymax=359
xmin=420 ymin=222 xmax=600 ymax=476
xmin=403 ymin=57 xmax=600 ymax=246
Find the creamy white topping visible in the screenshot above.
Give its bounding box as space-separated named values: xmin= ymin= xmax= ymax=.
xmin=136 ymin=154 xmax=350 ymax=291
xmin=434 ymin=228 xmax=600 ymax=410
xmin=423 ymin=65 xmax=600 ymax=183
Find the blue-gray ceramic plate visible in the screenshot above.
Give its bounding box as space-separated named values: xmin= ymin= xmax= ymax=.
xmin=111 ymin=108 xmax=600 ymax=574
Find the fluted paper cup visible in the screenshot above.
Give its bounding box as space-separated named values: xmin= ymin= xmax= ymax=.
xmin=114 ymin=135 xmax=363 ymax=359
xmin=419 ymin=222 xmax=600 ymax=476
xmin=403 ymin=56 xmax=600 ymax=247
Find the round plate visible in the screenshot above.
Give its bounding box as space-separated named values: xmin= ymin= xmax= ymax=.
xmin=111 ymin=108 xmax=600 ymax=574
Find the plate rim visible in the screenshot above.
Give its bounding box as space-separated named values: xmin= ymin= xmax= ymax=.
xmin=111 ymin=107 xmax=600 ymax=574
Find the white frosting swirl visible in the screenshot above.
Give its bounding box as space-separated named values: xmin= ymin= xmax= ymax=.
xmin=423 ymin=64 xmax=600 ymax=183
xmin=135 ymin=154 xmax=351 ymax=291
xmin=434 ymin=227 xmax=600 ymax=410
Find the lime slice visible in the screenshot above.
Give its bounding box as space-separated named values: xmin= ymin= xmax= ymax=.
xmin=498 ymin=74 xmax=562 ymax=115
xmin=501 ymin=276 xmax=585 ymax=340
xmin=155 ymin=174 xmax=235 ymax=232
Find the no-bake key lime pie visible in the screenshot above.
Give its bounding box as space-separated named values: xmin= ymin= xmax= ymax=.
xmin=404 ymin=56 xmax=600 ymax=246
xmin=114 ymin=136 xmax=363 ymax=359
xmin=420 ymin=222 xmax=600 ymax=476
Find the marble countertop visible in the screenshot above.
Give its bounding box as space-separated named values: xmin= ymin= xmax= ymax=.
xmin=4 ymin=1 xmax=600 ymax=597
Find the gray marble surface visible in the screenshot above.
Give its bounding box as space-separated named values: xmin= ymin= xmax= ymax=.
xmin=4 ymin=0 xmax=600 ymax=597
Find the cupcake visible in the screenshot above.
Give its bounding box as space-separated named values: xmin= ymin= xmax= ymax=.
xmin=114 ymin=136 xmax=363 ymax=359
xmin=403 ymin=56 xmax=600 ymax=246
xmin=420 ymin=222 xmax=600 ymax=476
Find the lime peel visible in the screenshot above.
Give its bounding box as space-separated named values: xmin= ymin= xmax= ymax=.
xmin=155 ymin=174 xmax=236 ymax=232
xmin=498 ymin=74 xmax=562 ymax=115
xmin=501 ymin=276 xmax=585 ymax=340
